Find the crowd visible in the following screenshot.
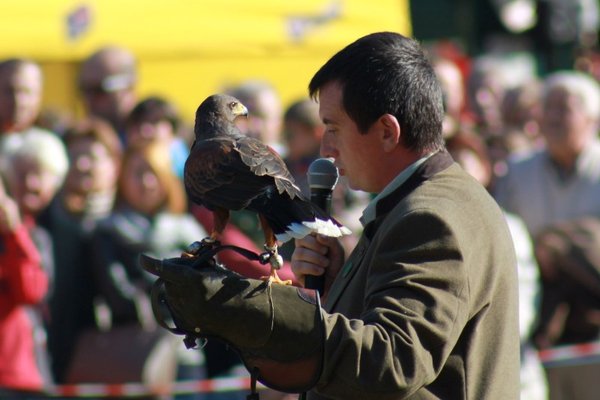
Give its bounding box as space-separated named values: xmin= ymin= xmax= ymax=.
xmin=1 ymin=34 xmax=600 ymax=400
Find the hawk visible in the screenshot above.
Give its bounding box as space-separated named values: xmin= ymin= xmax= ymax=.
xmin=184 ymin=94 xmax=350 ymax=284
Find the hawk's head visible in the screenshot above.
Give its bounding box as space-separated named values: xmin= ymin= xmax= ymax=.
xmin=196 ymin=94 xmax=248 ymax=124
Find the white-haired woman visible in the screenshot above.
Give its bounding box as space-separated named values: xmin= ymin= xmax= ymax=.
xmin=0 ymin=128 xmax=68 ymax=397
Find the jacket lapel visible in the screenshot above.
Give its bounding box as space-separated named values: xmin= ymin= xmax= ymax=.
xmin=324 ymin=150 xmax=454 ymax=311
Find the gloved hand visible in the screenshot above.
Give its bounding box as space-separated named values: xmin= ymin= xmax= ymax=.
xmin=139 ymin=252 xmax=324 ymax=393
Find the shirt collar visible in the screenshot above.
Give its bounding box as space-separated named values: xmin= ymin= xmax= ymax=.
xmin=360 ymin=152 xmax=435 ymax=227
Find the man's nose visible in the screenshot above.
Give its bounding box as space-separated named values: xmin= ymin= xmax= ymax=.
xmin=320 ymin=134 xmax=336 ymax=158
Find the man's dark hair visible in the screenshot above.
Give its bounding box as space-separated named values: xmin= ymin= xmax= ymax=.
xmin=309 ymin=32 xmax=445 ymax=153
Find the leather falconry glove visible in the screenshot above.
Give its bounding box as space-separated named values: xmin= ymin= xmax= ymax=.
xmin=138 ymin=251 xmax=324 ymax=393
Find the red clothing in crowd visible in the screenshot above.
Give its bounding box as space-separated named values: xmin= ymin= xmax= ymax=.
xmin=0 ymin=221 xmax=48 ymax=392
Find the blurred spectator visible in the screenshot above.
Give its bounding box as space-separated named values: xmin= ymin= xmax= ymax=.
xmin=282 ymin=98 xmax=323 ymax=195
xmin=126 ymin=95 xmax=190 ymax=178
xmin=0 ymin=58 xmax=43 ymax=135
xmin=432 ymin=56 xmax=469 ymax=138
xmin=499 ymin=79 xmax=543 ymax=156
xmin=0 ymin=58 xmax=44 ymax=152
xmin=493 ymin=70 xmax=600 ymax=399
xmin=0 ymin=129 xmax=68 ymax=397
xmin=533 ymin=217 xmax=600 ymax=400
xmin=466 ymin=56 xmax=508 ymax=140
xmin=494 ymin=70 xmax=600 ymax=237
xmin=534 ymin=217 xmax=600 ymax=349
xmin=40 ymin=117 xmax=122 ymax=383
xmin=446 ymin=130 xmax=548 ymax=399
xmin=78 ymin=46 xmax=138 ymax=143
xmin=91 ymin=141 xmax=207 ymax=392
xmin=466 ymin=54 xmax=538 ymax=175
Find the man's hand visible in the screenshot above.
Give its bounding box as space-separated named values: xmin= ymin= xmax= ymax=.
xmin=291 ymin=234 xmax=345 ymax=296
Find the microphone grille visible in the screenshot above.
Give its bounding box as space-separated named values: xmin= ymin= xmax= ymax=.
xmin=308 ymin=158 xmax=339 ymax=190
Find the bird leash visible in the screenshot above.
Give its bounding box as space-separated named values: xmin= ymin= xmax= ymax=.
xmin=148 ymin=241 xmax=278 ymax=400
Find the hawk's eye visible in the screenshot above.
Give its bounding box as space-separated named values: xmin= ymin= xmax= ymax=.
xmin=229 ymin=102 xmax=238 ymax=109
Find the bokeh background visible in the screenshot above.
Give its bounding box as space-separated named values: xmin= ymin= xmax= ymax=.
xmin=0 ymin=0 xmax=411 ymax=124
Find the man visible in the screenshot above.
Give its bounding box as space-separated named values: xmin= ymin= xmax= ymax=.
xmin=493 ymin=71 xmax=600 ymax=400
xmin=139 ymin=32 xmax=520 ymax=399
xmin=78 ymin=46 xmax=138 ymax=143
xmin=494 ymin=70 xmax=600 ymax=238
xmin=0 ymin=58 xmax=44 ymax=149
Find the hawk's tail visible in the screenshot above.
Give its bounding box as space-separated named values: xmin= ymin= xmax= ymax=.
xmin=261 ymin=195 xmax=351 ymax=243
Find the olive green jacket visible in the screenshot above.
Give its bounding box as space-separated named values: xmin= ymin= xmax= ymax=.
xmin=309 ymin=150 xmax=520 ymax=399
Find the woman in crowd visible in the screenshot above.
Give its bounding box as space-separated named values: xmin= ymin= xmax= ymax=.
xmin=41 ymin=117 xmax=123 ymax=383
xmin=0 ymin=129 xmax=68 ymax=397
xmin=91 ymin=140 xmax=208 ymax=393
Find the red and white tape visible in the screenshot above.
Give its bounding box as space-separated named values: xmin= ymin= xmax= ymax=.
xmin=47 ymin=341 xmax=600 ymax=397
xmin=50 ymin=376 xmax=264 ymax=398
xmin=539 ymin=341 xmax=600 ymax=365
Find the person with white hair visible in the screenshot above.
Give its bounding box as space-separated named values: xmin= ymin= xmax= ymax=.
xmin=495 ymin=69 xmax=600 ymax=400
xmin=0 ymin=128 xmax=68 ymax=396
xmin=494 ymin=70 xmax=600 ymax=237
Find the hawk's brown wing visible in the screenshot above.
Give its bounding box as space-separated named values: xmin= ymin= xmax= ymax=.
xmin=234 ymin=136 xmax=302 ymax=199
xmin=184 ymin=136 xmax=302 ymax=211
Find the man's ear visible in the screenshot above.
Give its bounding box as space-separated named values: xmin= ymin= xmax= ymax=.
xmin=378 ymin=114 xmax=401 ymax=152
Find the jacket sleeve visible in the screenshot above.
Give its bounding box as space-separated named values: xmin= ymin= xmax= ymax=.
xmin=316 ymin=210 xmax=470 ymax=399
xmin=0 ymin=223 xmax=48 ymax=306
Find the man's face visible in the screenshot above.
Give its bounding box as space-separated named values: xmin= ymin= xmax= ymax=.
xmin=126 ymin=118 xmax=174 ymax=148
xmin=0 ymin=64 xmax=43 ymax=133
xmin=65 ymin=138 xmax=119 ymax=194
xmin=318 ymin=81 xmax=381 ymax=193
xmin=79 ymin=70 xmax=136 ymax=130
xmin=119 ymin=152 xmax=167 ymax=215
xmin=541 ymin=87 xmax=595 ymax=152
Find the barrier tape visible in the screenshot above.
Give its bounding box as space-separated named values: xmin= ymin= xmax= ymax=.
xmin=49 ymin=376 xmax=265 ymax=397
xmin=46 ymin=341 xmax=600 ymax=397
xmin=539 ymin=341 xmax=600 ymax=367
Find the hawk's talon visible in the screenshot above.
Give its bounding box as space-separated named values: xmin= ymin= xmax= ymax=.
xmin=260 ymin=269 xmax=292 ymax=286
xmin=181 ymin=238 xmax=221 ymax=258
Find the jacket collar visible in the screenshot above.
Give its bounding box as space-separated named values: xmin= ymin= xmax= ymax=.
xmin=325 ymin=150 xmax=454 ymax=310
xmin=363 ymin=149 xmax=454 ymax=239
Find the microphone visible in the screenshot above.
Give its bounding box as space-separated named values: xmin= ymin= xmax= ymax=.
xmin=306 ymin=157 xmax=339 ymax=294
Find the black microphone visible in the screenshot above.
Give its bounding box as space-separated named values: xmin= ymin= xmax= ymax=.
xmin=306 ymin=157 xmax=339 ymax=294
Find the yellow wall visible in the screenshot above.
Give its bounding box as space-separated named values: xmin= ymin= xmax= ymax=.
xmin=4 ymin=0 xmax=411 ymax=126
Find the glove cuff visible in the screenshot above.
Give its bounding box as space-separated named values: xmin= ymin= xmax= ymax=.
xmin=240 ymin=286 xmax=324 ymax=393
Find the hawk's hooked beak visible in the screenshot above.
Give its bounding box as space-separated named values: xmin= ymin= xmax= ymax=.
xmin=234 ymin=102 xmax=249 ymax=118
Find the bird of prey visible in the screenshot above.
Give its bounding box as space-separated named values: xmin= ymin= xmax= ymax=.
xmin=184 ymin=94 xmax=350 ymax=284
